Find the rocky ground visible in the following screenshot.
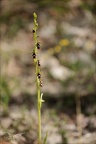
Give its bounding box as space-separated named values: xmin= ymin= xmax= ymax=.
xmin=0 ymin=103 xmax=96 ymax=144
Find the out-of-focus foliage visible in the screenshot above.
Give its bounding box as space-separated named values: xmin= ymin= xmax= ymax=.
xmin=0 ymin=76 xmax=11 ymax=107
xmin=0 ymin=1 xmax=96 ymax=144
xmin=0 ymin=0 xmax=96 ymax=100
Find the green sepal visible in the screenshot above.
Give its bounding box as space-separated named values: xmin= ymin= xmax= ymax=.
xmin=39 ymin=93 xmax=45 ymax=109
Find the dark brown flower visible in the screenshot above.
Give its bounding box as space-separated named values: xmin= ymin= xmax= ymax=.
xmin=37 ymin=60 xmax=41 ymax=66
xmin=37 ymin=42 xmax=40 ymax=49
xmin=37 ymin=73 xmax=41 ymax=79
xmin=32 ymin=29 xmax=35 ymax=33
xmin=32 ymin=52 xmax=36 ymax=59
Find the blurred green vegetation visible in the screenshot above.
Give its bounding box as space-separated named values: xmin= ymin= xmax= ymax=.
xmin=0 ymin=76 xmax=11 ymax=107
xmin=0 ymin=0 xmax=96 ymax=110
xmin=0 ymin=1 xmax=96 ymax=144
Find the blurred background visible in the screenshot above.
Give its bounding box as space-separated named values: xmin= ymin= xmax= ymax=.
xmin=0 ymin=0 xmax=96 ymax=144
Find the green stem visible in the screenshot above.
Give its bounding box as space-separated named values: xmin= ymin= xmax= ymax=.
xmin=33 ymin=13 xmax=41 ymax=144
xmin=37 ymin=81 xmax=41 ymax=143
xmin=36 ymin=64 xmax=41 ymax=143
